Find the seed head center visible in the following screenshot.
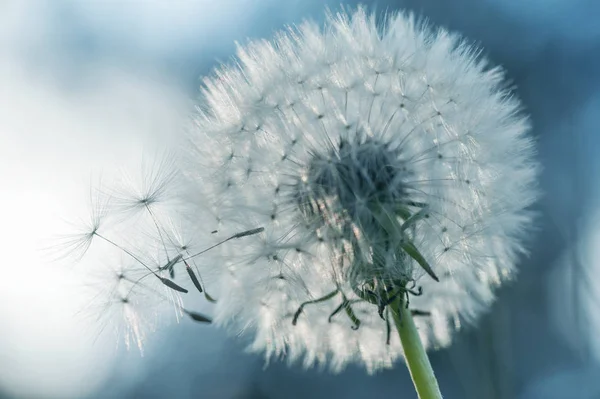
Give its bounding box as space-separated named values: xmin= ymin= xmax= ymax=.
xmin=295 ymin=137 xmax=410 ymax=233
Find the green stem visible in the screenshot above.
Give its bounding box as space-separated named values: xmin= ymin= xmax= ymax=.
xmin=390 ymin=298 xmax=442 ymax=399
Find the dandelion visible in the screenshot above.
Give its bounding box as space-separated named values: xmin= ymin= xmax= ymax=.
xmin=184 ymin=6 xmax=539 ymax=397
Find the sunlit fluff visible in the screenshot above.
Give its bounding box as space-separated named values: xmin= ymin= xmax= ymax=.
xmin=186 ymin=7 xmax=539 ymax=373
xmin=54 ymin=159 xmax=220 ymax=353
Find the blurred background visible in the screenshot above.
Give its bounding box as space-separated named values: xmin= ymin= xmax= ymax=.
xmin=2 ymin=0 xmax=600 ymax=398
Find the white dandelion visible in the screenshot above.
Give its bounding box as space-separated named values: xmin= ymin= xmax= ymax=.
xmin=184 ymin=6 xmax=539 ymax=388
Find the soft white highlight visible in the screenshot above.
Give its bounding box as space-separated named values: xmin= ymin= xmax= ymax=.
xmin=186 ymin=7 xmax=539 ymax=373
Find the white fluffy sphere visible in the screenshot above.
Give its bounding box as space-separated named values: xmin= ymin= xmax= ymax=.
xmin=185 ymin=7 xmax=539 ymax=373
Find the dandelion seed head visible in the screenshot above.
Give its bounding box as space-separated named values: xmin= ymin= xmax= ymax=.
xmin=185 ymin=7 xmax=539 ymax=373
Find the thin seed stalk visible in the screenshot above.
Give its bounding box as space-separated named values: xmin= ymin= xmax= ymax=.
xmin=390 ymin=297 xmax=442 ymax=399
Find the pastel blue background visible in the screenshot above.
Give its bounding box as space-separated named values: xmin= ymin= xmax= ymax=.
xmin=2 ymin=1 xmax=600 ymax=398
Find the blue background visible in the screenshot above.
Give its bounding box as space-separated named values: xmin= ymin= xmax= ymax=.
xmin=2 ymin=1 xmax=600 ymax=398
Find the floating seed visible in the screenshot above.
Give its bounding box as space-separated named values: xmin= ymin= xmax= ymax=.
xmin=187 ymin=311 xmax=212 ymax=323
xmin=232 ymin=227 xmax=265 ymax=239
xmin=410 ymin=310 xmax=431 ymax=317
xmin=185 ymin=263 xmax=204 ymax=293
xmin=159 ymin=277 xmax=188 ymax=293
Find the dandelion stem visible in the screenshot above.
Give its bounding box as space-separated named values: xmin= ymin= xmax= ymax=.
xmin=390 ymin=297 xmax=442 ymax=399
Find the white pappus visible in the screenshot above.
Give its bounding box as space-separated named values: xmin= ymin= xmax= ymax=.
xmin=184 ymin=7 xmax=540 ymax=373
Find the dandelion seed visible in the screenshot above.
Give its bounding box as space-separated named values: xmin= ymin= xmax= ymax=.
xmin=157 ymin=276 xmax=189 ymax=293
xmin=185 ymin=261 xmax=204 ymax=293
xmin=231 ymin=227 xmax=265 ymax=239
xmin=185 ymin=310 xmax=212 ymax=323
xmin=62 ymin=164 xmax=231 ymax=358
xmin=82 ymin=256 xmax=217 ymax=352
xmin=158 ymin=254 xmax=183 ymax=276
xmin=108 ymin=153 xmax=179 ymax=216
xmin=58 ymin=190 xmax=194 ymax=297
xmin=50 ymin=186 xmax=111 ymax=262
xmin=183 ymin=227 xmax=266 ymax=260
xmin=105 ymin=153 xmax=182 ymax=263
xmin=89 ymin=229 xmax=189 ymax=294
xmin=157 ymin=219 xmax=230 ymax=302
xmin=83 ymin=283 xmax=157 ymax=354
xmin=411 ymin=310 xmax=431 ymax=317
xmin=187 ymin=6 xmax=539 ymax=377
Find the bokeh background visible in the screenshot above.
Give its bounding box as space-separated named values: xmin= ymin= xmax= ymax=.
xmin=2 ymin=0 xmax=600 ymax=398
